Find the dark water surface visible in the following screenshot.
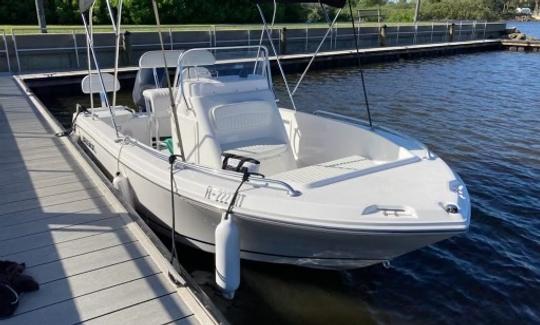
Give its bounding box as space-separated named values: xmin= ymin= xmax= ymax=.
xmin=271 ymin=51 xmax=540 ymax=324
xmin=35 ymin=37 xmax=540 ymax=324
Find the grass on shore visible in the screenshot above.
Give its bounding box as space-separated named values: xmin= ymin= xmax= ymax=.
xmin=0 ymin=21 xmax=492 ymax=34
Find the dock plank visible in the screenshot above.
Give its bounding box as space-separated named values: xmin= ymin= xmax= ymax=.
xmin=82 ymin=293 xmax=196 ymax=325
xmin=3 ymin=226 xmax=136 ymax=267
xmin=0 ymin=74 xmax=214 ymax=324
xmin=0 ymin=196 xmax=110 ymax=227
xmin=27 ymin=241 xmax=147 ymax=284
xmin=0 ymin=206 xmax=116 ymax=241
xmin=0 ymin=187 xmax=103 ymax=215
xmin=13 ymin=256 xmax=162 ymax=315
xmin=0 ymin=178 xmax=95 ymax=206
xmin=0 ymin=155 xmax=73 ymax=172
xmin=0 ymin=216 xmax=125 ymax=256
xmin=3 ymin=274 xmax=189 ymax=325
xmin=0 ymin=174 xmax=83 ymax=195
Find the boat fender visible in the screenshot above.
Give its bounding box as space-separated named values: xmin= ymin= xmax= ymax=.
xmin=113 ymin=172 xmax=134 ymax=206
xmin=215 ymin=212 xmax=240 ymax=300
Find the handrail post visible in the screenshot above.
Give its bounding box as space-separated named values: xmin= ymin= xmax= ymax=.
xmin=72 ymin=30 xmax=80 ymax=68
xmin=334 ymin=23 xmax=338 ymax=49
xmin=279 ymin=27 xmax=287 ymax=54
xmin=2 ymin=31 xmax=11 ymax=73
xmin=379 ymin=24 xmax=387 ymax=47
xmin=169 ymin=28 xmax=173 ymax=50
xmin=305 ymin=25 xmax=309 ymax=52
xmin=448 ymin=23 xmax=454 ymax=43
xmin=11 ymin=30 xmax=21 ymax=73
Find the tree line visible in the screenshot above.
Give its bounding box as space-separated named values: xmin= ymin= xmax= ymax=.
xmin=0 ymin=0 xmax=307 ymax=25
xmin=0 ymin=0 xmax=535 ymax=26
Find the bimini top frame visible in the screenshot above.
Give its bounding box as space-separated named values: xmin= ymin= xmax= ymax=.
xmin=254 ymin=0 xmax=373 ymax=127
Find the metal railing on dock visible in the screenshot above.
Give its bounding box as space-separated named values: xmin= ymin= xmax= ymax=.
xmin=0 ymin=22 xmax=507 ymax=73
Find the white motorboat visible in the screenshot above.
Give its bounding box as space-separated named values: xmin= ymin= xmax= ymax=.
xmin=73 ymin=0 xmax=470 ymax=298
xmin=74 ymin=46 xmax=470 ymax=267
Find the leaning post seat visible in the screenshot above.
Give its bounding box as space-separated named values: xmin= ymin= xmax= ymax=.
xmin=171 ymin=49 xmax=297 ymax=175
xmin=133 ymin=50 xmax=184 ymax=111
xmin=142 ymin=88 xmax=174 ymax=144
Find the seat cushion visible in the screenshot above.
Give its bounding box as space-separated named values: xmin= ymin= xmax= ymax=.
xmin=224 ymin=143 xmax=288 ymax=160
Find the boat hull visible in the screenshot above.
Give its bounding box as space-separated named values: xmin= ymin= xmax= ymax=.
xmin=77 ymin=123 xmax=460 ymax=270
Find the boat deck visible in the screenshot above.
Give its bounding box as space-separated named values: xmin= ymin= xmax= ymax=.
xmin=0 ymin=74 xmax=216 ymax=324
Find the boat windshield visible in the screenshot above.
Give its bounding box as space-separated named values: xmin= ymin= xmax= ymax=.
xmin=174 ymin=46 xmax=272 ymax=90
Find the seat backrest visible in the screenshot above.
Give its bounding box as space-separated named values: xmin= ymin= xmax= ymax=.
xmin=143 ymin=88 xmax=172 ymax=141
xmin=81 ymin=73 xmax=120 ymax=108
xmin=81 ymin=73 xmax=120 ymax=95
xmin=173 ymin=85 xmax=293 ymax=170
xmin=210 ymin=100 xmax=282 ymax=146
xmin=143 ymin=88 xmax=171 ymax=118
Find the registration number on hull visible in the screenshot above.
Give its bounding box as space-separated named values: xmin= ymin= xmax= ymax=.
xmin=81 ymin=135 xmax=96 ymax=152
xmin=205 ymin=186 xmax=245 ymax=207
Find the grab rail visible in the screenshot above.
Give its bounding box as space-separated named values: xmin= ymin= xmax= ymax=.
xmin=313 ymin=110 xmax=428 ymax=151
xmin=125 ymin=136 xmax=301 ymax=197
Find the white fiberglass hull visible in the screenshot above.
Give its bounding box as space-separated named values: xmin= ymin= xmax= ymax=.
xmin=74 ymin=109 xmax=470 ymax=270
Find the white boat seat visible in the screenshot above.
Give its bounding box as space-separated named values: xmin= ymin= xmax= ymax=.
xmin=81 ymin=73 xmax=120 ymax=94
xmin=223 ymin=142 xmax=292 ymax=176
xmin=209 ymin=101 xmax=296 ymax=175
xmin=182 ymin=67 xmax=213 ymax=80
xmin=223 ymin=141 xmax=289 ymax=160
xmin=187 ymin=76 xmax=269 ymax=98
xmin=143 ymin=88 xmax=171 ymax=118
xmin=142 ymin=88 xmax=172 ymax=143
xmin=173 ymin=71 xmax=296 ymax=175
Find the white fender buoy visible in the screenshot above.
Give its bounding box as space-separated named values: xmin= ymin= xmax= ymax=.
xmin=113 ymin=172 xmax=134 ymax=207
xmin=215 ymin=212 xmax=240 ymax=299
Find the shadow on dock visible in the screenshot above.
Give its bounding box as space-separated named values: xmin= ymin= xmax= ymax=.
xmin=0 ymin=75 xmax=197 ymax=324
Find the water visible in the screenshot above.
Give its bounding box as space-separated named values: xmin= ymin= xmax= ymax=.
xmin=34 ymin=27 xmax=540 ymax=324
xmin=270 ymin=51 xmax=540 ymax=324
xmin=508 ymin=21 xmax=540 ymax=38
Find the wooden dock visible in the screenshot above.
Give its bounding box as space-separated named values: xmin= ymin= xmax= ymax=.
xmin=501 ymin=39 xmax=540 ymax=52
xmin=20 ymin=39 xmax=504 ymax=89
xmin=0 ymin=74 xmax=219 ymax=324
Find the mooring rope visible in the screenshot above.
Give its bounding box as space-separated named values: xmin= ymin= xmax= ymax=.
xmin=168 ymin=155 xmax=182 ymax=264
